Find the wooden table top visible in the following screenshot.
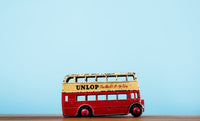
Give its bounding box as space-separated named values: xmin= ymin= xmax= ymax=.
xmin=0 ymin=115 xmax=200 ymax=121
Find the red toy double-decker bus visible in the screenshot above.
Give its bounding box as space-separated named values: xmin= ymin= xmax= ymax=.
xmin=62 ymin=72 xmax=144 ymax=117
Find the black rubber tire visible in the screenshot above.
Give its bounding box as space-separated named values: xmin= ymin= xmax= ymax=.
xmin=78 ymin=106 xmax=93 ymax=117
xmin=130 ymin=104 xmax=142 ymax=117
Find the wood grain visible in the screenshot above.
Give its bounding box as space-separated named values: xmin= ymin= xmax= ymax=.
xmin=0 ymin=115 xmax=200 ymax=121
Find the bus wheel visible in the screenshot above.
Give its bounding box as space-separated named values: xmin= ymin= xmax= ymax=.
xmin=78 ymin=106 xmax=92 ymax=117
xmin=130 ymin=105 xmax=142 ymax=117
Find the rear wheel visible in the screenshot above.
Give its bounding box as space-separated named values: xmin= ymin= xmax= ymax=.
xmin=130 ymin=105 xmax=142 ymax=117
xmin=78 ymin=106 xmax=93 ymax=117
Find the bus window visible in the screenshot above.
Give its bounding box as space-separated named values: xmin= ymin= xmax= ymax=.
xmin=131 ymin=93 xmax=134 ymax=99
xmin=128 ymin=75 xmax=134 ymax=81
xmin=107 ymin=76 xmax=116 ymax=82
xmin=108 ymin=94 xmax=117 ymax=100
xmin=77 ymin=95 xmax=85 ymax=101
xmin=136 ymin=93 xmax=139 ymax=98
xmin=87 ymin=95 xmax=96 ymax=101
xmin=118 ymin=94 xmax=127 ymax=100
xmin=97 ymin=76 xmax=106 ymax=82
xmin=67 ymin=77 xmax=74 ymax=83
xmin=77 ymin=77 xmax=85 ymax=83
xmin=65 ymin=95 xmax=68 ymax=102
xmin=117 ymin=76 xmax=126 ymax=81
xmin=97 ymin=95 xmax=106 ymax=100
xmin=87 ymin=77 xmax=96 ymax=82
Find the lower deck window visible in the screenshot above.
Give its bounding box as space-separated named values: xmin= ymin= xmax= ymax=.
xmin=75 ymin=92 xmax=135 ymax=102
xmin=87 ymin=95 xmax=96 ymax=101
xmin=118 ymin=94 xmax=127 ymax=100
xmin=131 ymin=92 xmax=139 ymax=99
xmin=108 ymin=94 xmax=117 ymax=100
xmin=136 ymin=92 xmax=139 ymax=98
xmin=77 ymin=95 xmax=85 ymax=101
xmin=131 ymin=93 xmax=134 ymax=99
xmin=97 ymin=95 xmax=106 ymax=100
xmin=65 ymin=95 xmax=68 ymax=102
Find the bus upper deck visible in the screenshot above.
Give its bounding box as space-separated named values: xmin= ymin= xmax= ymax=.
xmin=62 ymin=72 xmax=139 ymax=93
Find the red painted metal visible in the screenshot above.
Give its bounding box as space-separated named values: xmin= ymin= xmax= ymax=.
xmin=133 ymin=107 xmax=141 ymax=114
xmin=62 ymin=90 xmax=145 ymax=116
xmin=141 ymin=99 xmax=145 ymax=112
xmin=81 ymin=109 xmax=89 ymax=116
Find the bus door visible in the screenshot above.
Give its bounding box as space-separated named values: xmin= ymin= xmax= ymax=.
xmin=107 ymin=94 xmax=119 ymax=114
xmin=116 ymin=93 xmax=130 ymax=114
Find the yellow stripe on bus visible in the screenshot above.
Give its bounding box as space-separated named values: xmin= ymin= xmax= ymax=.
xmin=62 ymin=81 xmax=139 ymax=93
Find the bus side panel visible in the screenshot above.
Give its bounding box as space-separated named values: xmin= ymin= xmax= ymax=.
xmin=63 ymin=108 xmax=77 ymax=116
xmin=91 ymin=96 xmax=130 ymax=115
xmin=109 ymin=100 xmax=130 ymax=114
xmin=73 ymin=101 xmax=127 ymax=116
xmin=91 ymin=101 xmax=109 ymax=115
xmin=62 ymin=93 xmax=77 ymax=116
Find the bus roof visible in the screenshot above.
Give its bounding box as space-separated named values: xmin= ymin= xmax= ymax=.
xmin=65 ymin=72 xmax=136 ymax=78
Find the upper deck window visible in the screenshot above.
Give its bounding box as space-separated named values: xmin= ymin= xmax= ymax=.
xmin=67 ymin=77 xmax=74 ymax=83
xmin=97 ymin=76 xmax=106 ymax=82
xmin=107 ymin=76 xmax=116 ymax=82
xmin=127 ymin=75 xmax=134 ymax=81
xmin=77 ymin=77 xmax=85 ymax=83
xmin=87 ymin=77 xmax=96 ymax=82
xmin=117 ymin=76 xmax=127 ymax=81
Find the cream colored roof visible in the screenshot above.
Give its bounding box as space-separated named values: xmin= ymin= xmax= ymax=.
xmin=65 ymin=72 xmax=135 ymax=78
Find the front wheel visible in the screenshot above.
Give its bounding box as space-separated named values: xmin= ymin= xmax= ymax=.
xmin=130 ymin=105 xmax=142 ymax=117
xmin=78 ymin=107 xmax=92 ymax=117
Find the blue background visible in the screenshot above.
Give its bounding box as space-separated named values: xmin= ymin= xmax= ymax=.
xmin=0 ymin=0 xmax=200 ymax=114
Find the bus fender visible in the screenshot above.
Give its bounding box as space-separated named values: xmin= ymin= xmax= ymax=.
xmin=129 ymin=102 xmax=143 ymax=110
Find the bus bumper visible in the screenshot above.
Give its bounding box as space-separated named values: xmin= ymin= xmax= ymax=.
xmin=141 ymin=99 xmax=144 ymax=112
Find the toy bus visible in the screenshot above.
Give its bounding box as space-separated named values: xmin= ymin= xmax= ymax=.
xmin=62 ymin=72 xmax=144 ymax=117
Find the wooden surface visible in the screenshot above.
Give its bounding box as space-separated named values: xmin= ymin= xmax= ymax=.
xmin=0 ymin=115 xmax=200 ymax=121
